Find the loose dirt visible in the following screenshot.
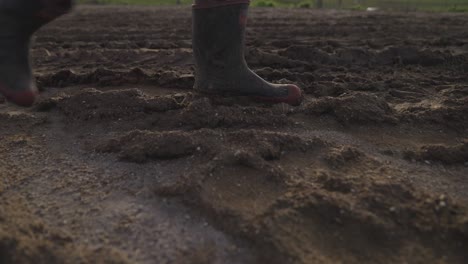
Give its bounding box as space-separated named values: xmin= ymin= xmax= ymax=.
xmin=1 ymin=5 xmax=467 ymax=264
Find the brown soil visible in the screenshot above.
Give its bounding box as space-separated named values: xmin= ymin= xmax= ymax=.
xmin=1 ymin=5 xmax=468 ymax=264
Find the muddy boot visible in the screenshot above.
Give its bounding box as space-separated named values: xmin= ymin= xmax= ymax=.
xmin=0 ymin=0 xmax=73 ymax=106
xmin=192 ymin=0 xmax=302 ymax=106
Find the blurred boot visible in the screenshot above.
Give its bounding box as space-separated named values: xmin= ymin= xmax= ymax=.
xmin=0 ymin=0 xmax=73 ymax=106
xmin=192 ymin=0 xmax=302 ymax=106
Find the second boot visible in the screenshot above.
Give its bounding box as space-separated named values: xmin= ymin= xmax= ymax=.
xmin=0 ymin=0 xmax=73 ymax=106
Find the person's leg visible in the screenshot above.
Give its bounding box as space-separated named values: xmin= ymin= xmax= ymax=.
xmin=0 ymin=0 xmax=73 ymax=106
xmin=192 ymin=0 xmax=303 ymax=106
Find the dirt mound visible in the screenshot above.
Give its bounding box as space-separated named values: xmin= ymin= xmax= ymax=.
xmin=0 ymin=112 xmax=47 ymax=130
xmin=97 ymin=130 xmax=197 ymax=162
xmin=98 ymin=129 xmax=323 ymax=163
xmin=279 ymin=45 xmax=334 ymax=65
xmin=376 ymin=46 xmax=445 ymax=66
xmin=153 ymin=149 xmax=468 ymax=264
xmin=397 ymin=97 xmax=468 ymax=130
xmin=36 ymin=88 xmax=186 ymax=120
xmin=37 ymin=68 xmax=194 ymax=89
xmin=404 ymin=141 xmax=468 ymax=165
xmin=324 ymin=146 xmax=364 ymax=168
xmin=37 ymin=90 xmax=293 ymax=130
xmin=0 ymin=198 xmax=129 ymax=264
xmin=247 ymin=48 xmax=311 ymax=69
xmin=303 ymin=92 xmax=397 ymax=124
xmin=279 ymin=45 xmax=448 ymax=67
xmin=116 ymin=127 xmax=468 ymax=263
xmin=162 ymin=97 xmax=293 ymax=130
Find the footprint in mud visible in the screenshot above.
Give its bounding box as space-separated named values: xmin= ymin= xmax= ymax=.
xmin=194 ymin=152 xmax=287 ymax=220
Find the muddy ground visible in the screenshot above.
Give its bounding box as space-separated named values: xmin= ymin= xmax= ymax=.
xmin=1 ymin=5 xmax=467 ymax=264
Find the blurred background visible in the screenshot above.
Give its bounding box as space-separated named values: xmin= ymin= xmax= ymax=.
xmin=77 ymin=0 xmax=468 ymax=12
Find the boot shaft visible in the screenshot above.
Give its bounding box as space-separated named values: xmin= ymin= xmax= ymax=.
xmin=192 ymin=2 xmax=250 ymax=75
xmin=192 ymin=0 xmax=250 ymax=9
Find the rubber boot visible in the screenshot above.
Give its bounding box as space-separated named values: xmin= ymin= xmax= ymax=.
xmin=0 ymin=0 xmax=73 ymax=107
xmin=192 ymin=0 xmax=302 ymax=106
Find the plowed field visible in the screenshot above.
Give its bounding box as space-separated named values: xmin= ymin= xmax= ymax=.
xmin=1 ymin=5 xmax=467 ymax=264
